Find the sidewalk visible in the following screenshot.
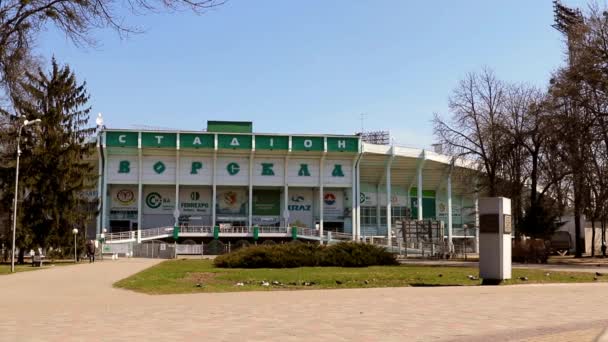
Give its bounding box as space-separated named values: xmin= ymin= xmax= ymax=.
xmin=399 ymin=257 xmax=608 ymax=274
xmin=2 ymin=258 xmax=608 ymax=341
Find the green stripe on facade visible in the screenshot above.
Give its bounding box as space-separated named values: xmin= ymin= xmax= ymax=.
xmin=255 ymin=135 xmax=288 ymax=150
xmin=142 ymin=132 xmax=177 ymax=148
xmin=207 ymin=121 xmax=252 ymax=133
xmin=106 ymin=132 xmax=138 ymax=147
xmin=180 ymin=133 xmax=214 ymax=149
xmin=409 ymin=188 xmax=436 ymax=197
xmin=292 ymin=136 xmax=324 ymax=151
xmin=327 ymin=137 xmax=359 ymax=152
xmin=106 ymin=130 xmax=358 ymax=152
xmin=218 ymin=134 xmax=252 ymax=149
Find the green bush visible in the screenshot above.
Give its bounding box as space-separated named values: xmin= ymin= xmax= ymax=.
xmin=321 ymin=242 xmax=399 ymax=267
xmin=214 ymin=242 xmax=397 ymax=268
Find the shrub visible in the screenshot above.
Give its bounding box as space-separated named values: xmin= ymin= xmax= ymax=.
xmin=205 ymin=240 xmax=226 ymax=255
xmin=512 ymin=239 xmax=549 ymax=264
xmin=321 ymin=242 xmax=399 ymax=267
xmin=214 ymin=243 xmax=319 ymax=268
xmin=232 ymin=240 xmax=251 ymax=251
xmin=214 ymin=242 xmax=398 ymax=268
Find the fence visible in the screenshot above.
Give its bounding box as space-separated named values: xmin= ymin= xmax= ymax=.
xmin=132 ymin=241 xmax=176 ymax=259
xmin=176 ymin=244 xmax=203 ymax=255
xmin=102 ymin=242 xmax=131 ymax=255
xmin=395 ymin=220 xmax=449 ymax=258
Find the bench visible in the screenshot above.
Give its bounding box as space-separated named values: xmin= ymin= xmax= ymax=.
xmin=32 ymin=255 xmax=44 ymax=267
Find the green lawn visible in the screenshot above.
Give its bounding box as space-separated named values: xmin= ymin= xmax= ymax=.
xmin=114 ymin=259 xmax=605 ymax=295
xmin=0 ymin=260 xmax=84 ymax=275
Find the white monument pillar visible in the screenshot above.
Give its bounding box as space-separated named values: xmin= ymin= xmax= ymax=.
xmin=417 ymin=164 xmax=423 ymax=221
xmin=479 ymin=197 xmax=512 ymax=284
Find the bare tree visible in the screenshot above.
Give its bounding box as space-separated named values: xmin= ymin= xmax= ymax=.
xmin=433 ymin=68 xmax=506 ymax=196
xmin=0 ymin=0 xmax=224 ymax=103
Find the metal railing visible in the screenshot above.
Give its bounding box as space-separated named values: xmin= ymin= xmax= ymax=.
xmin=101 ymin=226 xmax=368 ymax=243
xmin=140 ymin=227 xmax=171 ymax=239
xmin=180 ymin=226 xmax=213 ymax=234
xmin=297 ymin=227 xmax=320 ymax=238
xmin=219 ymin=226 xmax=250 ymax=234
xmin=103 ymin=230 xmax=137 ymax=242
xmin=259 ymin=226 xmax=289 ymax=234
xmin=327 ymin=231 xmax=353 ymax=241
xmin=176 ymin=244 xmax=203 ymax=255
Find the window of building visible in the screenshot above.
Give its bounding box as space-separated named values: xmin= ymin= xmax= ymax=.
xmin=392 ymin=206 xmax=409 ymax=223
xmin=361 ymin=206 xmax=377 ymax=226
xmin=380 ymin=208 xmax=387 ymax=225
xmin=378 ymin=206 xmax=409 ymax=225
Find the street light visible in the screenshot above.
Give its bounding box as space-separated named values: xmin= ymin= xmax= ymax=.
xmin=100 ymin=228 xmax=106 ymax=261
xmin=11 ymin=118 xmax=41 ymax=273
xmin=72 ymin=228 xmax=79 ymax=263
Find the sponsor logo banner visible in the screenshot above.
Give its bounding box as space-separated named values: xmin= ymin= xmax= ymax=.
xmin=216 ymin=189 xmax=247 ymax=215
xmin=179 ymin=188 xmax=211 ymax=214
xmin=323 ymin=191 xmax=343 ymax=217
xmin=253 ymin=190 xmax=280 ymax=216
xmin=143 ymin=187 xmax=174 ymax=214
xmin=110 ymin=186 xmax=137 ymax=211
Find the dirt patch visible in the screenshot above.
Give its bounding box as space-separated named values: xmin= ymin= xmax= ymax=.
xmin=182 ymin=272 xmax=218 ymax=284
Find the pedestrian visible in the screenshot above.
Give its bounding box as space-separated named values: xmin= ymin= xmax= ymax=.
xmin=86 ymin=240 xmax=95 ymax=263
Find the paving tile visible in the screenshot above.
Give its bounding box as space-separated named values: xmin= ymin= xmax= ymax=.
xmin=1 ymin=258 xmax=608 ymax=341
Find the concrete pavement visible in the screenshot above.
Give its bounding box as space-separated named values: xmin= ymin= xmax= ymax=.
xmin=1 ymin=258 xmax=608 ymax=341
xmin=400 ymin=258 xmax=608 ymax=274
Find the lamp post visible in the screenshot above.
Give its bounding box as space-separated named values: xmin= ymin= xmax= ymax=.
xmin=72 ymin=228 xmax=78 ymax=263
xmin=10 ymin=118 xmax=41 ymax=273
xmin=100 ymin=228 xmax=106 ymax=261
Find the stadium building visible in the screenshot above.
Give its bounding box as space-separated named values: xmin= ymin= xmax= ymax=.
xmin=96 ymin=121 xmax=479 ymax=251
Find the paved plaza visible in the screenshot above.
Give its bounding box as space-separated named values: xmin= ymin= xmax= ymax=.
xmin=1 ymin=259 xmax=608 ymax=341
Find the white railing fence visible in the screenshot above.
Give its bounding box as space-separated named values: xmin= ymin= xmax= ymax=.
xmin=176 ymin=244 xmax=203 ymax=255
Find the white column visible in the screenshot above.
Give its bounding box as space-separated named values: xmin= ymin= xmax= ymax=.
xmin=447 ymin=173 xmax=453 ymax=252
xmin=175 ymin=134 xmax=180 ymax=228
xmin=101 ymin=133 xmax=108 ymax=235
xmin=283 ymin=157 xmax=289 ymax=227
xmin=417 ymin=163 xmax=423 ymax=221
xmin=249 ymin=137 xmax=255 ymax=227
xmin=474 ymin=192 xmax=479 ymax=253
xmin=356 ymin=157 xmax=361 ymax=240
xmin=406 ymin=187 xmax=411 ymax=218
xmin=212 ymin=134 xmax=218 ymax=227
xmin=97 ymin=134 xmax=103 ymax=236
xmin=137 ymin=132 xmax=142 ymax=243
xmin=248 ymin=177 xmax=253 ymax=227
xmin=351 ymin=157 xmax=357 ymax=241
xmin=386 ymin=150 xmax=394 ymax=243
xmin=319 ymin=156 xmax=325 ymax=244
xmin=376 ymin=184 xmax=381 ymax=233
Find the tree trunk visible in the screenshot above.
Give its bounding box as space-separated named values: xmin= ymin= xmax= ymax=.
xmin=17 ymin=247 xmax=25 ymax=264
xmin=591 ymin=219 xmax=596 ymax=257
xmin=573 ymin=178 xmax=584 ymax=258
xmin=602 ymin=220 xmax=606 ymax=257
xmin=530 ymin=150 xmax=539 ymax=207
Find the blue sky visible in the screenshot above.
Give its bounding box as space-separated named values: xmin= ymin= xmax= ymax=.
xmin=39 ymin=0 xmax=589 ymax=148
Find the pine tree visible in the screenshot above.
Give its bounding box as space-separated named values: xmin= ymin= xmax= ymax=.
xmin=8 ymin=58 xmax=96 ymax=257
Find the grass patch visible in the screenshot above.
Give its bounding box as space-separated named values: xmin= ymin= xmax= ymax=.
xmin=114 ymin=259 xmax=606 ymax=295
xmin=0 ymin=260 xmax=81 ymax=275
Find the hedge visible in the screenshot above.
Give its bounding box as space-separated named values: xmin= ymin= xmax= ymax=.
xmin=214 ymin=242 xmax=398 ymax=268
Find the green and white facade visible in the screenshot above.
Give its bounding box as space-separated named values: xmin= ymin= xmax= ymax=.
xmin=97 ymin=121 xmax=479 ymax=247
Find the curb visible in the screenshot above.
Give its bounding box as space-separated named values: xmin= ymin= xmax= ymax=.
xmin=596 ymin=327 xmax=608 ymax=342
